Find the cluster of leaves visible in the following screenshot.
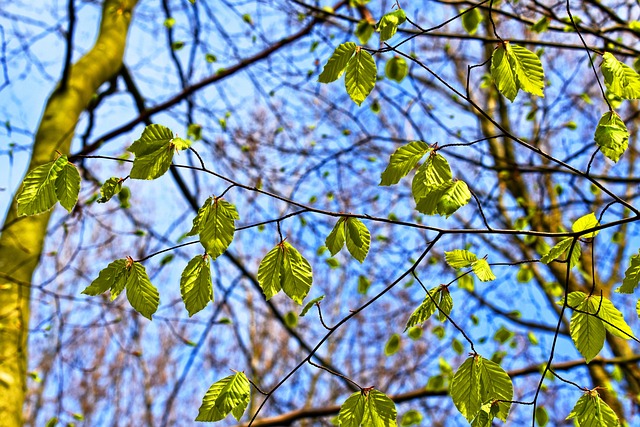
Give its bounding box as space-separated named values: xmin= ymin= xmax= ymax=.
xmin=318 ymin=8 xmax=407 ymax=105
xmin=490 ymin=42 xmax=545 ymax=102
xmin=380 ymin=141 xmax=472 ymax=217
xmin=325 ymin=217 xmax=371 ymax=262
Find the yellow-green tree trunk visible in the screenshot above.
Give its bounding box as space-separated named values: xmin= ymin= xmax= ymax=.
xmin=0 ymin=2 xmax=137 ymax=425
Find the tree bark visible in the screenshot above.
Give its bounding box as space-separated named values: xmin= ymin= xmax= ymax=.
xmin=0 ymin=2 xmax=137 ymax=425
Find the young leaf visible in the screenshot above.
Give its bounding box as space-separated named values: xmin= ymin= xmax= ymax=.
xmin=196 ymin=372 xmax=251 ymax=422
xmin=436 ymin=179 xmax=471 ymax=218
xmin=540 ymin=238 xmax=578 ymax=265
xmin=572 ymin=212 xmax=600 ymax=238
xmin=281 ymin=242 xmax=313 ymax=304
xmin=461 ymin=7 xmax=483 ymax=35
xmin=300 ymin=295 xmax=325 ymax=317
xmin=385 ymin=56 xmax=408 ymax=83
xmin=377 ymin=9 xmax=406 ymax=41
xmin=380 ymin=141 xmax=431 ymax=186
xmin=445 ymin=249 xmax=477 ymax=269
xmin=471 ymin=259 xmax=496 ymax=282
xmin=414 ymin=183 xmax=451 ymax=216
xmin=598 ymin=296 xmax=634 ymax=339
xmin=338 ymin=392 xmax=366 ymax=427
xmin=97 ymin=177 xmax=124 ymax=203
xmin=491 ymin=45 xmax=518 ymax=102
xmin=128 ymin=124 xmax=182 ymax=180
xmin=405 ymin=287 xmax=439 ymax=330
xmin=570 ymin=297 xmax=605 ymax=363
xmin=450 ymin=356 xmax=482 ymax=422
xmin=617 ymin=251 xmax=640 ymax=293
xmin=257 ymin=245 xmax=284 ymax=300
xmin=362 ymin=389 xmax=397 ymax=426
xmin=436 ymin=288 xmax=453 ymax=322
xmin=126 ymin=262 xmax=160 ymax=320
xmin=566 ymin=390 xmax=620 ymax=427
xmin=180 ymin=254 xmax=213 ymax=317
xmin=17 ymin=155 xmax=68 ymax=216
xmin=601 ymin=52 xmax=640 ymax=99
xmin=478 ymin=358 xmax=513 ymax=421
xmin=345 ymin=218 xmax=370 ymax=262
xmin=54 ymin=162 xmax=81 ymax=212
xmin=355 ymin=20 xmax=375 ymax=45
xmin=318 ymin=42 xmax=357 ymax=83
xmin=594 ymin=111 xmax=629 ymax=163
xmin=326 ymin=218 xmax=346 ymax=256
xmin=187 ymin=196 xmax=213 ymax=236
xmin=82 ymin=258 xmax=129 ymax=297
xmin=198 ymin=198 xmax=239 ymax=260
xmin=385 ymin=333 xmax=401 ymax=356
xmin=345 ymin=48 xmax=377 ymax=106
xmin=411 ymin=153 xmax=452 ymax=203
xmin=507 ymin=43 xmax=545 ymax=98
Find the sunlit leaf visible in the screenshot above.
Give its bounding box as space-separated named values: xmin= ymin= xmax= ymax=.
xmin=345 ymin=218 xmax=371 ymax=262
xmin=617 ymin=251 xmax=640 ymax=293
xmin=601 ymin=52 xmax=640 ymax=99
xmin=126 ymin=262 xmax=160 ymax=320
xmin=445 ymin=249 xmax=478 ymax=269
xmin=594 ymin=111 xmax=629 ymax=163
xmin=17 ymin=156 xmax=67 ymax=216
xmin=377 ymin=9 xmax=406 ymax=41
xmin=385 ymin=56 xmax=408 ymax=83
xmin=461 ymin=7 xmax=483 ymax=35
xmin=345 ymin=48 xmax=377 ymax=106
xmin=571 ymin=212 xmax=600 ymax=238
xmin=196 ymin=372 xmax=251 ymax=422
xmin=380 ymin=141 xmax=431 ymax=186
xmin=54 ymin=162 xmax=81 ymax=212
xmin=300 ymin=295 xmax=325 ymax=317
xmin=318 ymin=42 xmax=357 ymax=83
xmin=566 ymin=390 xmax=620 ymax=427
xmin=129 ymin=124 xmax=186 ymax=180
xmin=180 ymin=254 xmax=213 ymax=317
xmin=97 ymin=177 xmax=124 ymax=203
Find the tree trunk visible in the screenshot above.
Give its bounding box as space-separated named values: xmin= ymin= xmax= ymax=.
xmin=0 ymin=2 xmax=137 ymax=425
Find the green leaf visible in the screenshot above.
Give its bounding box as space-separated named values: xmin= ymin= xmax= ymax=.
xmin=594 ymin=111 xmax=629 ymax=163
xmin=54 ymin=162 xmax=81 ymax=212
xmin=300 ymin=295 xmax=325 ymax=317
xmin=196 ymin=372 xmax=251 ymax=422
xmin=380 ymin=141 xmax=431 ymax=186
xmin=531 ymin=17 xmax=550 ymax=33
xmin=617 ymin=251 xmax=640 ymax=293
xmin=326 ymin=218 xmax=346 ymax=256
xmin=507 ymin=43 xmax=545 ymax=98
xmin=566 ymin=390 xmax=620 ymax=427
xmin=450 ymin=356 xmax=482 ymax=422
xmin=414 ymin=182 xmax=451 ymax=215
xmin=385 ymin=57 xmax=408 ymax=83
xmin=572 ymin=213 xmax=600 ymax=238
xmin=180 ymin=254 xmax=213 ymax=317
xmin=471 ymin=403 xmax=498 ymax=427
xmin=385 ymin=333 xmax=401 ymax=356
xmin=355 ymin=20 xmax=375 ymax=45
xmin=478 ymin=357 xmax=513 ymax=421
xmin=436 ymin=179 xmax=471 ymax=218
xmin=281 ymin=242 xmax=313 ymax=304
xmin=187 ymin=196 xmax=213 ymax=236
xmin=82 ymin=258 xmax=128 ymax=297
xmin=126 ymin=262 xmax=160 ymax=320
xmin=338 ymin=392 xmax=366 ymax=427
xmin=437 ymin=288 xmax=453 ymax=322
xmin=362 ymin=389 xmax=398 ymax=426
xmin=601 ymin=52 xmax=640 ymax=99
xmin=17 ymin=155 xmax=67 ymax=216
xmin=257 ymin=245 xmax=284 ymax=300
xmin=491 ymin=45 xmax=518 ymax=102
xmin=400 ymin=409 xmax=422 ymax=426
xmin=318 ymin=42 xmax=357 ymax=83
xmin=540 ymin=238 xmax=580 ymax=265
xmin=198 ymin=198 xmax=239 ymax=260
xmin=535 ymin=406 xmax=549 ymax=426
xmin=445 ymin=249 xmax=478 ymax=269
xmin=405 ymin=287 xmax=439 ymax=330
xmin=345 ymin=48 xmax=377 ymax=106
xmin=128 ymin=124 xmax=184 ymax=180
xmin=411 ymin=153 xmax=452 ymax=203
xmin=461 ymin=8 xmax=483 ymax=35
xmin=97 ymin=177 xmax=123 ymax=203
xmin=598 ymin=296 xmax=634 ymax=339
xmin=471 ymin=259 xmax=496 ymax=282
xmin=378 ymin=9 xmax=406 ymax=41
xmin=345 ymin=218 xmax=370 ymax=262
xmin=570 ymin=297 xmax=605 ymax=363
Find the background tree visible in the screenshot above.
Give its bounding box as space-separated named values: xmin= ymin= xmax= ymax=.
xmin=1 ymin=0 xmax=640 ymax=426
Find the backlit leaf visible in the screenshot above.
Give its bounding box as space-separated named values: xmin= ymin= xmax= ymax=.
xmin=385 ymin=57 xmax=408 ymax=83
xmin=54 ymin=161 xmax=81 ymax=212
xmin=566 ymin=390 xmax=620 ymax=427
xmin=17 ymin=155 xmax=67 ymax=216
xmin=126 ymin=262 xmax=160 ymax=320
xmin=198 ymin=198 xmax=239 ymax=260
xmin=507 ymin=43 xmax=545 ymax=98
xmin=345 ymin=48 xmax=377 ymax=106
xmin=257 ymin=245 xmax=284 ymax=300
xmin=326 ymin=218 xmax=346 ymax=256
xmin=570 ymin=297 xmax=605 ymax=363
xmin=82 ymin=258 xmax=128 ymax=297
xmin=601 ymin=52 xmax=640 ymax=99
xmin=377 ymin=9 xmax=406 ymax=41
xmin=196 ymin=372 xmax=250 ymax=422
xmin=97 ymin=177 xmax=123 ymax=203
xmin=594 ymin=111 xmax=629 ymax=162
xmin=385 ymin=333 xmax=401 ymax=356
xmin=405 ymin=287 xmax=439 ymax=330
xmin=281 ymin=242 xmax=313 ymax=304
xmin=617 ymin=251 xmax=640 ymax=293
xmin=445 ymin=249 xmax=478 ymax=269
xmin=300 ymin=295 xmax=325 ymax=317
xmin=491 ymin=45 xmax=518 ymax=102
xmin=180 ymin=254 xmax=213 ymax=317
xmin=450 ymin=356 xmax=482 ymax=422
xmin=380 ymin=141 xmax=431 ymax=186
xmin=318 ymin=42 xmax=357 ymax=83
xmin=129 ymin=124 xmax=184 ymax=180
xmin=572 ymin=212 xmax=600 ymax=238
xmin=461 ymin=7 xmax=483 ymax=35
xmin=345 ymin=218 xmax=370 ymax=262
xmin=471 ymin=259 xmax=496 ymax=282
